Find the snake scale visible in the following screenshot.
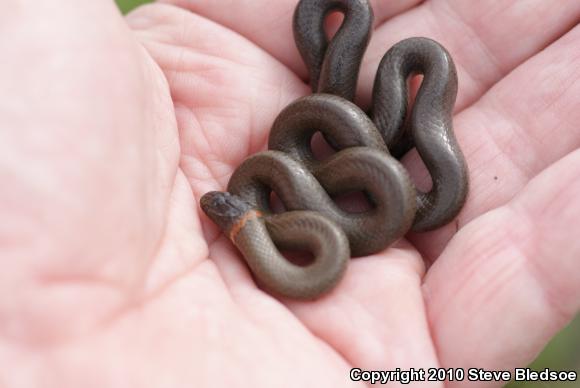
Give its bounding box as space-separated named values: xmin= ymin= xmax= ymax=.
xmin=201 ymin=0 xmax=469 ymax=299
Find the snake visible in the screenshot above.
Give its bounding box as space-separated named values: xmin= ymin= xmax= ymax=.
xmin=202 ymin=95 xmax=415 ymax=298
xmin=294 ymin=0 xmax=469 ymax=231
xmin=201 ymin=0 xmax=469 ymax=298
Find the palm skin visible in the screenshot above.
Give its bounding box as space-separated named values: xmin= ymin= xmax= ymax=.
xmin=1 ymin=0 xmax=579 ymax=386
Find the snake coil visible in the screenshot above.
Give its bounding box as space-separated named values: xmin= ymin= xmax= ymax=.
xmin=201 ymin=0 xmax=469 ymax=299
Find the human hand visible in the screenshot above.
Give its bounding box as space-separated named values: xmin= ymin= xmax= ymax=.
xmin=1 ymin=0 xmax=579 ymax=386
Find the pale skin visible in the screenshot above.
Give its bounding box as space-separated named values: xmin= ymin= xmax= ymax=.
xmin=0 ymin=0 xmax=579 ymax=386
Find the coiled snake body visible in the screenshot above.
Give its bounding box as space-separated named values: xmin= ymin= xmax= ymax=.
xmin=201 ymin=0 xmax=469 ymax=299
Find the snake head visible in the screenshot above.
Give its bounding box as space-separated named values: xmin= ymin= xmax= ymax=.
xmin=200 ymin=191 xmax=257 ymax=238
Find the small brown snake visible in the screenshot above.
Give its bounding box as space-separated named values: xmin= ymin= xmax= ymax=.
xmin=201 ymin=0 xmax=468 ymax=299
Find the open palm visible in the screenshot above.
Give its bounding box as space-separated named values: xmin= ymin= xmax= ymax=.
xmin=2 ymin=0 xmax=579 ymax=386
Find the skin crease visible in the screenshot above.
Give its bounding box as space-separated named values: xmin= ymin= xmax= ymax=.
xmin=0 ymin=1 xmax=579 ymax=388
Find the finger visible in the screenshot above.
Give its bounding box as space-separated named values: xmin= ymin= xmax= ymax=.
xmin=157 ymin=0 xmax=580 ymax=113
xmin=156 ymin=0 xmax=424 ymax=78
xmin=358 ymin=0 xmax=580 ymax=108
xmin=424 ymin=149 xmax=580 ymax=385
xmin=128 ymin=3 xmax=308 ymax=198
xmin=408 ymin=24 xmax=580 ymax=259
